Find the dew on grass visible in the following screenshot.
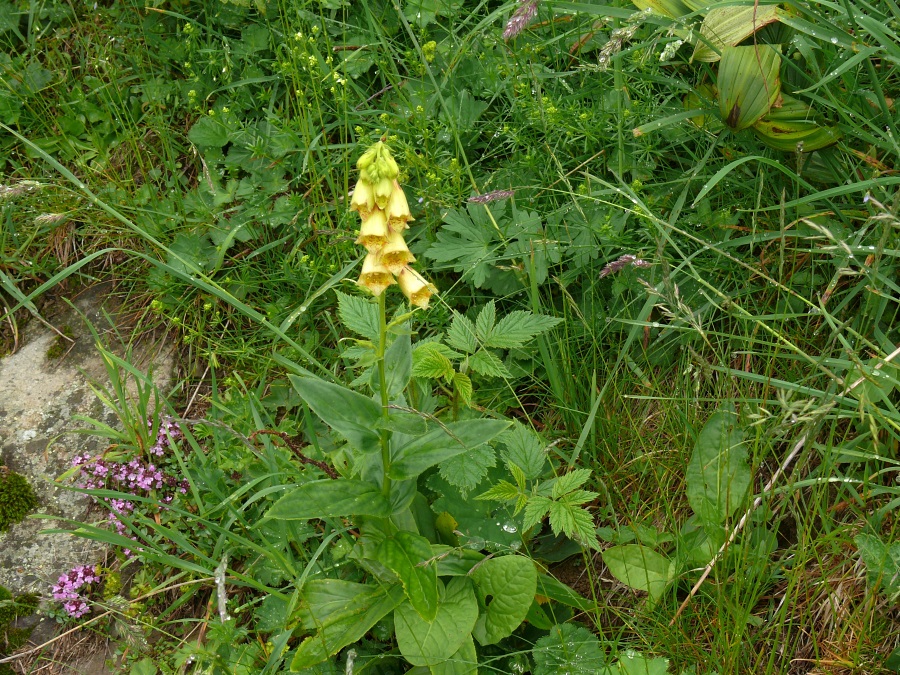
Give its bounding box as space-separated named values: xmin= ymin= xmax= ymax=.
xmin=831 ymin=37 xmax=839 ymax=44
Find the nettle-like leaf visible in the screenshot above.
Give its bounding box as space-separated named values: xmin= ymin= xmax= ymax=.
xmin=439 ymin=443 xmax=496 ymax=496
xmin=453 ymin=372 xmax=473 ymax=407
xmin=483 ymin=311 xmax=562 ymax=349
xmin=336 ymin=290 xmax=379 ymax=341
xmin=532 ymin=623 xmax=605 ymax=675
xmin=550 ymin=468 xmax=592 ymax=499
xmin=412 ymin=342 xmax=458 ymax=381
xmin=469 ymin=349 xmax=512 ymax=379
xmin=447 ymin=313 xmax=478 ymax=353
xmin=389 ymin=420 xmax=510 ymax=480
xmin=500 ymin=422 xmax=547 ymax=480
xmin=475 ymin=301 xmax=497 ymax=342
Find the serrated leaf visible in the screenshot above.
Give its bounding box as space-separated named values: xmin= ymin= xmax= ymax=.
xmin=602 ymin=545 xmax=674 ymax=604
xmin=376 ymin=532 xmax=439 ymax=621
xmin=447 ymin=313 xmax=478 ymax=353
xmin=424 ymin=204 xmax=503 ymax=288
xmin=439 ymin=443 xmax=496 ymax=496
xmin=551 ymin=469 xmax=593 ymax=499
xmin=614 ymin=651 xmax=672 ymax=675
xmin=483 ymin=311 xmax=563 ymax=349
xmin=508 ymin=462 xmax=526 ymax=492
xmin=500 ymin=423 xmax=546 ymax=480
xmin=394 ymin=577 xmax=479 ymax=667
xmin=469 ymin=349 xmax=511 ymax=379
xmin=475 ymin=480 xmax=520 ymax=503
xmin=266 ymin=479 xmax=391 ymax=520
xmin=522 ymin=495 xmax=552 ymax=532
xmin=290 ymin=375 xmax=381 ymax=454
xmin=533 ymin=623 xmax=605 ymax=675
xmin=550 ymin=498 xmax=599 ymax=550
xmin=188 ymin=115 xmax=231 ymax=147
xmin=471 ymin=556 xmax=537 ymax=645
xmin=561 ymin=489 xmax=599 ymax=506
xmin=336 ymin=290 xmax=379 ymax=341
xmin=412 ymin=343 xmax=456 ymax=381
xmin=686 ymin=409 xmax=750 ymax=525
xmin=453 ymin=372 xmax=473 ymax=406
xmin=475 ymin=302 xmax=497 ymax=341
xmin=389 ymin=420 xmax=510 ymax=480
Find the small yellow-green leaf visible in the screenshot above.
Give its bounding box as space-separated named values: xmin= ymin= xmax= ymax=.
xmin=718 ymin=45 xmax=781 ymax=131
xmin=692 ymin=6 xmax=781 ymax=62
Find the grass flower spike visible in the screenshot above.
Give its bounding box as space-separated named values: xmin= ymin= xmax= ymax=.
xmin=351 ymin=140 xmax=436 ymax=306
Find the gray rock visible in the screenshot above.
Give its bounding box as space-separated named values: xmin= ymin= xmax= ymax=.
xmin=0 ymin=284 xmax=174 ymax=598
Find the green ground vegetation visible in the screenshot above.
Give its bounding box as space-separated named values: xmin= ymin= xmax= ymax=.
xmin=1 ymin=0 xmax=900 ymax=672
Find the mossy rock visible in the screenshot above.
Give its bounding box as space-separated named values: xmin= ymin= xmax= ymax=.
xmin=0 ymin=470 xmax=39 ymax=533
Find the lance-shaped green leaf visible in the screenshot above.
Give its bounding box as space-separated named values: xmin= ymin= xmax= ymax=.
xmin=692 ymin=6 xmax=781 ymax=62
xmin=290 ymin=375 xmax=381 ymax=453
xmin=395 ymin=577 xmax=479 ymax=667
xmin=631 ymin=0 xmax=705 ymax=19
xmin=471 ymin=555 xmax=537 ymax=645
xmin=376 ymin=531 xmax=439 ymax=621
xmin=291 ymin=584 xmax=405 ymax=670
xmin=685 ymin=408 xmax=750 ymax=525
xmin=602 ymin=545 xmax=674 ymax=605
xmin=718 ymin=45 xmax=781 ymax=131
xmin=389 ymin=419 xmax=510 ymax=480
xmin=266 ymin=479 xmax=391 ymax=520
xmin=295 ymin=579 xmax=381 ymax=630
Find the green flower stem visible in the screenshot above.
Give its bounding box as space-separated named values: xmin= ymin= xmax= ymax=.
xmin=377 ymin=292 xmax=392 ymax=499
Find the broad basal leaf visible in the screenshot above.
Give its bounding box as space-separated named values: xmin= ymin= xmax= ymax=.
xmin=533 ymin=623 xmax=605 ymax=675
xmin=266 ymin=479 xmax=391 ymax=520
xmin=394 ymin=577 xmax=479 ymax=667
xmin=718 ymin=45 xmax=781 ymax=131
xmin=685 ymin=408 xmax=750 ymax=525
xmin=289 ymin=375 xmax=381 ymax=453
xmin=389 ymin=420 xmax=510 ymax=480
xmin=471 ymin=555 xmax=537 ymax=645
xmin=692 ymin=6 xmax=781 ymax=63
xmin=602 ymin=545 xmax=674 ymax=605
xmin=291 ymin=584 xmax=404 ymax=670
xmin=377 ymin=532 xmax=439 ymax=621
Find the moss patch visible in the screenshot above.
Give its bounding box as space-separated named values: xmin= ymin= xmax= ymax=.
xmin=0 ymin=470 xmax=39 ymax=533
xmin=45 ymin=324 xmax=75 ymax=359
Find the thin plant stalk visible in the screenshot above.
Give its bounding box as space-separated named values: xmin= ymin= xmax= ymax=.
xmin=377 ymin=292 xmax=392 ymax=498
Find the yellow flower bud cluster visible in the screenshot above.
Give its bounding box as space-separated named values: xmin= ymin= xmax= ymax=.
xmin=350 ymin=142 xmax=437 ymax=308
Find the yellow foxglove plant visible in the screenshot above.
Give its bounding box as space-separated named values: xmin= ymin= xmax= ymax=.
xmin=350 ymin=141 xmax=436 ymax=308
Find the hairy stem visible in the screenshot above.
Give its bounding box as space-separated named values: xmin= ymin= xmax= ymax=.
xmin=377 ymin=292 xmax=392 ymax=498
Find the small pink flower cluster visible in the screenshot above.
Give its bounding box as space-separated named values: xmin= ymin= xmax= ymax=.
xmin=71 ymin=416 xmax=189 ymax=536
xmin=52 ymin=564 xmax=101 ymax=618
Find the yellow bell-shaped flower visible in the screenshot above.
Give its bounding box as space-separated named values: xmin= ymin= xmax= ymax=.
xmin=381 ymin=231 xmax=416 ymax=275
xmin=386 ymin=180 xmax=413 ymax=232
xmin=355 ymin=210 xmax=389 ymax=252
xmin=358 ymin=252 xmax=396 ymax=296
xmin=398 ymin=267 xmax=437 ymax=309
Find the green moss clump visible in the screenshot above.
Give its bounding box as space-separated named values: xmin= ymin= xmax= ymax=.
xmin=0 ymin=470 xmax=39 ymax=533
xmin=45 ymin=324 xmax=75 ymax=359
xmin=0 ymin=585 xmax=36 ymax=666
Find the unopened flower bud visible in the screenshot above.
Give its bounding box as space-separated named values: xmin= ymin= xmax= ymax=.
xmin=381 ymin=231 xmax=416 ymax=274
xmin=357 ymin=146 xmax=378 ymax=171
xmin=349 ymin=179 xmax=375 ymax=219
xmin=398 ymin=267 xmax=437 ymax=309
xmin=355 ymin=210 xmax=390 ymax=252
xmin=373 ymin=177 xmax=394 ymax=209
xmin=358 ymin=252 xmax=395 ymax=296
xmin=386 ymin=180 xmax=413 ymax=231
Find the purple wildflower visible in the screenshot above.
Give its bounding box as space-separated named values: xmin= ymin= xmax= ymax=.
xmin=503 ymin=0 xmax=539 ymax=40
xmin=599 ymin=254 xmax=651 ymax=278
xmin=468 ymin=189 xmax=516 ymax=204
xmin=52 ymin=565 xmax=102 ymax=618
